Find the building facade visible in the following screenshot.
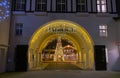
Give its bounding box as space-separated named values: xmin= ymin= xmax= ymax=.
xmin=0 ymin=0 xmax=10 ymax=72
xmin=0 ymin=0 xmax=119 ymax=72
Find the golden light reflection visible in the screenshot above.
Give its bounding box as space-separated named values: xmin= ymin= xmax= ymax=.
xmin=28 ymin=20 xmax=94 ymax=70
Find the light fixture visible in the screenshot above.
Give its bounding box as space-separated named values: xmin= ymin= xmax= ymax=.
xmin=0 ymin=0 xmax=10 ymax=22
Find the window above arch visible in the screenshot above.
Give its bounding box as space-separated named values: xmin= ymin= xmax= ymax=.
xmin=97 ymin=0 xmax=107 ymax=13
xmin=56 ymin=0 xmax=67 ymax=12
xmin=76 ymin=0 xmax=87 ymax=12
xmin=35 ymin=0 xmax=47 ymax=12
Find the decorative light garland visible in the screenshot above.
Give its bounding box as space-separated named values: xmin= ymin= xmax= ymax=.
xmin=0 ymin=0 xmax=10 ymax=21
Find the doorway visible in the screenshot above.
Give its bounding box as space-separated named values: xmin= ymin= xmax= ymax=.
xmin=28 ymin=20 xmax=94 ymax=70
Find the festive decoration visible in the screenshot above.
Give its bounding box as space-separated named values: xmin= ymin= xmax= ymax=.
xmin=0 ymin=0 xmax=10 ymax=21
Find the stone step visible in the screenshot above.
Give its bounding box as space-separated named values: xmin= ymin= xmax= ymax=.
xmin=44 ymin=63 xmax=82 ymax=70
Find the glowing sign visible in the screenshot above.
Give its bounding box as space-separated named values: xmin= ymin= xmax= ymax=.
xmin=48 ymin=26 xmax=76 ymax=33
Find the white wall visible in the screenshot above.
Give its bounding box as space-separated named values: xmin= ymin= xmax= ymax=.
xmin=7 ymin=0 xmax=120 ymax=71
xmin=111 ymin=19 xmax=120 ymax=71
xmin=7 ymin=12 xmax=120 ymax=71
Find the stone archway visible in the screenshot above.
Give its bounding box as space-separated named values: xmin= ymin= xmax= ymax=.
xmin=28 ymin=20 xmax=94 ymax=70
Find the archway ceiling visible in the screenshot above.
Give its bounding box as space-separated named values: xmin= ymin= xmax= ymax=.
xmin=38 ymin=33 xmax=83 ymax=51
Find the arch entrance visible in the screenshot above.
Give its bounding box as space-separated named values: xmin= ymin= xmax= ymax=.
xmin=28 ymin=20 xmax=94 ymax=70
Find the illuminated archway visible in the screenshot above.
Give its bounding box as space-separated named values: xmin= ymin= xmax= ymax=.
xmin=28 ymin=20 xmax=94 ymax=70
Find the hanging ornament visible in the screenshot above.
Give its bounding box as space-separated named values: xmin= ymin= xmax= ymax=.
xmin=0 ymin=0 xmax=10 ymax=21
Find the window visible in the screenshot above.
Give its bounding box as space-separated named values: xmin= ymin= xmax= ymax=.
xmin=97 ymin=0 xmax=107 ymax=12
xmin=99 ymin=25 xmax=107 ymax=37
xmin=15 ymin=23 xmax=23 ymax=36
xmin=12 ymin=0 xmax=26 ymax=11
xmin=0 ymin=48 xmax=5 ymax=63
xmin=56 ymin=0 xmax=67 ymax=12
xmin=76 ymin=0 xmax=87 ymax=12
xmin=35 ymin=0 xmax=47 ymax=11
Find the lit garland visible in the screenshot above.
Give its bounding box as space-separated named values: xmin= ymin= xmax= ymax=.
xmin=0 ymin=0 xmax=10 ymax=21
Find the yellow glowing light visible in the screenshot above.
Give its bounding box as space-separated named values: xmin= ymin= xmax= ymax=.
xmin=28 ymin=20 xmax=94 ymax=70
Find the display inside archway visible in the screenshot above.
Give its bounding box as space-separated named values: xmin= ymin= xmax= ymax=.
xmin=0 ymin=0 xmax=10 ymax=21
xmin=42 ymin=38 xmax=77 ymax=62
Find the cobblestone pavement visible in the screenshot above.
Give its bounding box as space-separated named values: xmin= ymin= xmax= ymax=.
xmin=0 ymin=70 xmax=120 ymax=78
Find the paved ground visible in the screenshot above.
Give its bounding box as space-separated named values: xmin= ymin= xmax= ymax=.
xmin=0 ymin=70 xmax=120 ymax=78
xmin=44 ymin=62 xmax=81 ymax=70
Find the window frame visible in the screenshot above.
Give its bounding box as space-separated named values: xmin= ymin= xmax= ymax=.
xmin=12 ymin=0 xmax=26 ymax=11
xmin=56 ymin=0 xmax=67 ymax=12
xmin=99 ymin=25 xmax=108 ymax=37
xmin=76 ymin=0 xmax=87 ymax=12
xmin=97 ymin=0 xmax=107 ymax=13
xmin=15 ymin=23 xmax=23 ymax=36
xmin=35 ymin=0 xmax=47 ymax=12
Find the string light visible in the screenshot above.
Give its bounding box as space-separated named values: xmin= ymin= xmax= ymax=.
xmin=0 ymin=0 xmax=10 ymax=21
